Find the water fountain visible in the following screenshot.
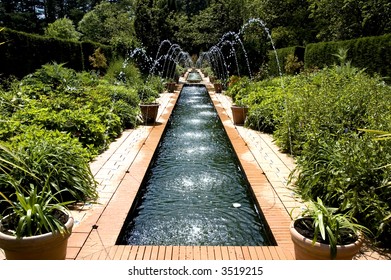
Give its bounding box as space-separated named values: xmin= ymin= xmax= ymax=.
xmin=125 ymin=41 xmax=192 ymax=83
xmin=114 ymin=18 xmax=293 ymax=247
xmin=117 ymin=83 xmax=274 ymax=246
xmin=197 ymin=46 xmax=229 ymax=81
xmin=186 ymin=69 xmax=203 ymax=83
xmin=196 ymin=31 xmax=253 ymax=81
xmin=239 ymin=18 xmax=293 ymax=154
xmin=217 ymin=31 xmax=252 ymax=79
xmin=239 ymin=18 xmax=284 ymax=87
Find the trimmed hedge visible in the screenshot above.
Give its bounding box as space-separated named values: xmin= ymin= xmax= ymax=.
xmin=0 ymin=28 xmax=113 ymax=78
xmin=305 ymin=34 xmax=391 ymax=78
xmin=267 ymin=46 xmax=305 ymax=76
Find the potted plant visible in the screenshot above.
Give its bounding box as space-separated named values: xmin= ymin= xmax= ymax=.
xmin=165 ymin=78 xmax=176 ymax=93
xmin=137 ymin=83 xmax=160 ymax=124
xmin=0 ymin=144 xmax=74 ymax=260
xmin=213 ymin=79 xmax=222 ymax=93
xmin=226 ymin=76 xmax=251 ymax=125
xmin=230 ymin=99 xmax=249 ymax=125
xmin=290 ymin=197 xmax=369 ymax=260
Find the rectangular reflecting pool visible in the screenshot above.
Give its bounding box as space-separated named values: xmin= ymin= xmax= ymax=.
xmin=117 ymin=84 xmax=275 ymax=246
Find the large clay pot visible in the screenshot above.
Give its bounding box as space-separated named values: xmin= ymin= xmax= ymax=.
xmin=231 ymin=106 xmax=249 ymax=125
xmin=289 ymin=219 xmax=363 ymax=260
xmin=213 ymin=83 xmax=222 ymax=93
xmin=140 ymin=103 xmax=160 ymax=124
xmin=0 ymin=211 xmax=74 ymax=260
xmin=166 ymin=82 xmax=176 ymax=93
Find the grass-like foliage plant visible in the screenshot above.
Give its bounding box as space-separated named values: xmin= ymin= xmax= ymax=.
xmin=296 ymin=197 xmax=369 ymax=259
xmin=0 ymin=144 xmax=72 ymax=237
xmin=0 ymin=184 xmax=72 ymax=237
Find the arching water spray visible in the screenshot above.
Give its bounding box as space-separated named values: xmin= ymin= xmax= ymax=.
xmin=240 ymin=18 xmax=293 ymax=155
xmin=240 ymin=18 xmax=283 ymax=88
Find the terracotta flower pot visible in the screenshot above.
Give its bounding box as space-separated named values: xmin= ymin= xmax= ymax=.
xmin=289 ymin=219 xmax=363 ymax=260
xmin=0 ymin=212 xmax=74 ymax=260
xmin=231 ymin=105 xmax=248 ymax=125
xmin=140 ymin=103 xmax=160 ymax=124
xmin=213 ymin=83 xmax=222 ymax=93
xmin=166 ymin=82 xmax=176 ymax=93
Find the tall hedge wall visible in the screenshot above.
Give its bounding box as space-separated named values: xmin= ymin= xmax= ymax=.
xmin=267 ymin=46 xmax=305 ymax=77
xmin=305 ymin=34 xmax=391 ymax=78
xmin=0 ymin=28 xmax=113 ymax=78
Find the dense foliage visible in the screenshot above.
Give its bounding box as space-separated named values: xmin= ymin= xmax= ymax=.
xmin=0 ymin=0 xmax=103 ymax=33
xmin=227 ymin=61 xmax=391 ymax=247
xmin=78 ymin=0 xmax=138 ymax=52
xmin=44 ymin=17 xmax=81 ymax=41
xmin=2 ymin=0 xmax=390 ymax=49
xmin=0 ymin=28 xmax=113 ymax=78
xmin=305 ymin=34 xmax=391 ymax=79
xmin=0 ymin=62 xmax=164 ymax=207
xmin=1 ymin=1 xmax=390 ymax=76
xmin=1 ymin=0 xmax=390 ymax=250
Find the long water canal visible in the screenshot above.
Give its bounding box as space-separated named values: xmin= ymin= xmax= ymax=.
xmin=118 ymin=84 xmax=274 ymax=246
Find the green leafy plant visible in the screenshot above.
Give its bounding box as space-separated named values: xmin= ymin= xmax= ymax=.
xmin=226 ymin=76 xmax=252 ymax=105
xmin=136 ymin=83 xmax=159 ymax=104
xmin=148 ymin=75 xmax=165 ymax=94
xmin=2 ymin=127 xmax=98 ymax=203
xmin=0 ymin=184 xmax=72 ymax=238
xmin=238 ymin=60 xmax=391 ymax=247
xmin=284 ymin=54 xmax=304 ymax=75
xmin=89 ymin=47 xmax=108 ymax=72
xmin=0 ymin=144 xmax=72 ymax=238
xmin=0 ymin=27 xmax=5 ymax=46
xmin=104 ymin=59 xmax=142 ymax=86
xmin=44 ymin=18 xmax=81 ymax=41
xmin=296 ymin=197 xmax=370 ymax=259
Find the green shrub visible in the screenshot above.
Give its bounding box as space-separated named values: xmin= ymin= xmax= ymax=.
xmin=112 ymin=100 xmax=139 ymax=128
xmin=89 ymin=47 xmax=108 ymax=72
xmin=19 ymin=63 xmax=86 ymax=97
xmin=148 ymin=75 xmax=165 ymax=94
xmin=290 ymin=134 xmax=391 ymax=247
xmin=304 ymin=34 xmax=391 ymax=79
xmin=44 ymin=18 xmax=81 ymax=41
xmin=1 ymin=127 xmax=97 ymax=203
xmin=97 ymin=81 xmax=140 ymax=108
xmin=225 ymin=76 xmax=252 ymax=105
xmin=104 ymin=58 xmax=142 ymax=86
xmin=239 ymin=61 xmax=391 ymax=247
xmin=272 ymin=65 xmax=391 ymax=154
xmin=267 ymin=46 xmax=305 ymax=77
xmin=244 ymin=79 xmax=286 ymax=133
xmin=0 ymin=28 xmax=113 ymax=78
xmin=95 ymin=81 xmax=140 ymax=129
xmin=137 ymin=83 xmax=159 ymax=103
xmin=4 ymin=64 xmax=141 ymax=154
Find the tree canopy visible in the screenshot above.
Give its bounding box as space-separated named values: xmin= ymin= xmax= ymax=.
xmin=45 ymin=17 xmax=81 ymax=41
xmin=78 ymin=0 xmax=138 ymax=51
xmin=1 ymin=0 xmax=390 ymax=74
